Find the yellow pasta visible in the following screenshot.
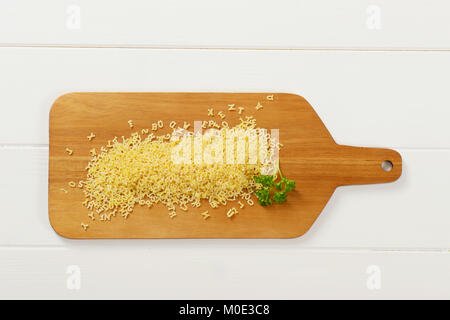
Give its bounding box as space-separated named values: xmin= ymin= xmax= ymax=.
xmin=87 ymin=132 xmax=96 ymax=141
xmin=228 ymin=104 xmax=236 ymax=111
xmin=81 ymin=115 xmax=276 ymax=222
xmin=208 ymin=120 xmax=220 ymax=128
xmin=226 ymin=207 xmax=238 ymax=218
xmin=266 ymin=95 xmax=274 ymax=101
xmin=65 ymin=147 xmax=73 ymax=155
xmin=201 ymin=211 xmax=210 ymax=220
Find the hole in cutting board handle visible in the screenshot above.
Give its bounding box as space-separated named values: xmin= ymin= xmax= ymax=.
xmin=381 ymin=160 xmax=393 ymax=172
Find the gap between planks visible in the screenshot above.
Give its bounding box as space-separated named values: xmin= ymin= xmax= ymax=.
xmin=1 ymin=44 xmax=450 ymax=52
xmin=0 ymin=245 xmax=447 ymax=254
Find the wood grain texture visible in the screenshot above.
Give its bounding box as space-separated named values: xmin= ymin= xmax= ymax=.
xmin=4 ymin=148 xmax=448 ymax=247
xmin=49 ymin=92 xmax=401 ymax=239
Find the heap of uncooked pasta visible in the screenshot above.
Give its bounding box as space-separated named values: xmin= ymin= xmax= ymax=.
xmin=76 ymin=99 xmax=279 ymax=225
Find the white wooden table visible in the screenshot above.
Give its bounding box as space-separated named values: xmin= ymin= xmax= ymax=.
xmin=0 ymin=0 xmax=449 ymax=299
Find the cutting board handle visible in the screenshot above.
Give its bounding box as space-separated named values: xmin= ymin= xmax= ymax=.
xmin=332 ymin=144 xmax=402 ymax=186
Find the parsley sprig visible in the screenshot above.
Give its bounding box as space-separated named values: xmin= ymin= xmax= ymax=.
xmin=253 ymin=169 xmax=295 ymax=206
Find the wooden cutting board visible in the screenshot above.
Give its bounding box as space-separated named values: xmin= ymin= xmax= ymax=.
xmin=49 ymin=92 xmax=402 ymax=239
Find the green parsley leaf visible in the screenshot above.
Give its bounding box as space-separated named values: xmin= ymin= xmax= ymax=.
xmin=284 ymin=179 xmax=295 ymax=192
xmin=274 ymin=181 xmax=283 ymax=191
xmin=253 ymin=175 xmax=275 ymax=188
xmin=273 ymin=191 xmax=288 ymax=204
xmin=253 ymin=168 xmax=296 ymax=207
xmin=255 ymin=188 xmax=272 ymax=206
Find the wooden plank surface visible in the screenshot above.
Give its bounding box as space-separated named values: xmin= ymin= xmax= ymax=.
xmin=1 ymin=0 xmax=450 ymax=49
xmin=49 ymin=92 xmax=400 ymax=239
xmin=1 ymin=248 xmax=448 ymax=299
xmin=1 ymin=0 xmax=449 ymax=299
xmin=1 ymin=147 xmax=448 ymax=247
xmin=2 ymin=48 xmax=450 ymax=148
